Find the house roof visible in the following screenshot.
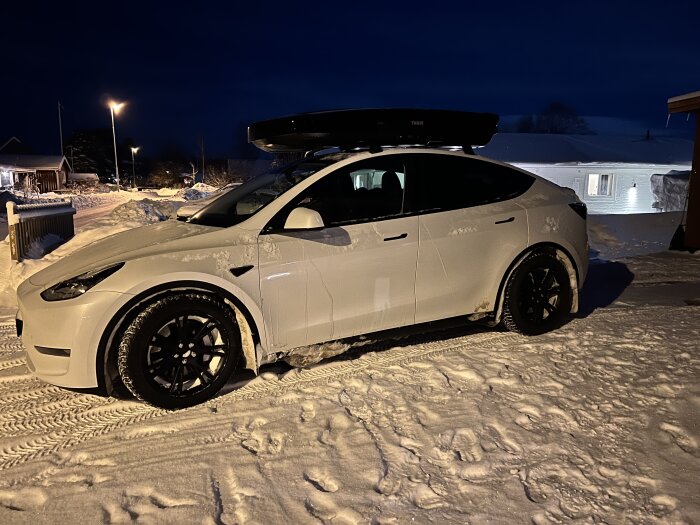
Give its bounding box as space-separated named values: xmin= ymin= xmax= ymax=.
xmin=0 ymin=154 xmax=70 ymax=171
xmin=478 ymin=133 xmax=693 ymax=165
xmin=0 ymin=137 xmax=22 ymax=152
xmin=668 ymin=90 xmax=700 ymax=114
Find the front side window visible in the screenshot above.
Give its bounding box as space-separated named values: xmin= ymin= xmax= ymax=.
xmin=267 ymin=156 xmax=409 ymax=230
xmin=414 ymin=154 xmax=534 ymax=212
xmin=188 ymin=156 xmax=349 ymax=227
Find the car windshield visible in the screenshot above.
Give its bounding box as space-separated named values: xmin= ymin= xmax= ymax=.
xmin=188 ymin=157 xmax=345 ymax=227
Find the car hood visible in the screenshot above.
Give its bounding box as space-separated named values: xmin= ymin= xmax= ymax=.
xmin=28 ymin=220 xmax=220 ymax=288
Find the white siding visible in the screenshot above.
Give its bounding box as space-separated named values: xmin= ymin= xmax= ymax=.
xmin=514 ymin=163 xmax=691 ymax=214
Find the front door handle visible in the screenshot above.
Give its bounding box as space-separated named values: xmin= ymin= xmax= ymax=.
xmin=495 ymin=217 xmax=515 ymax=225
xmin=384 ymin=233 xmax=408 ymax=242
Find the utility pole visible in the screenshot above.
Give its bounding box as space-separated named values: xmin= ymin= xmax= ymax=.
xmin=67 ymin=145 xmax=74 ymax=170
xmin=200 ymin=135 xmax=205 ymax=184
xmin=108 ymin=101 xmax=124 ymax=191
xmin=57 ymin=101 xmax=64 ymax=155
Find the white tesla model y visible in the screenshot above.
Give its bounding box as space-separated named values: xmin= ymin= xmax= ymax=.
xmin=16 ymin=110 xmax=588 ymax=408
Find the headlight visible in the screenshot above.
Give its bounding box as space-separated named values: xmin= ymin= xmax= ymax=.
xmin=40 ymin=263 xmax=125 ymax=302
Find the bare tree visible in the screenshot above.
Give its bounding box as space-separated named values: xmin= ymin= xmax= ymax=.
xmin=516 ymin=102 xmax=593 ymax=135
xmin=201 ymin=160 xmax=233 ymax=188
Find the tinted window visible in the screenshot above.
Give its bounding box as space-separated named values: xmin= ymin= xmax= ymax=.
xmin=188 ymin=158 xmax=344 ymax=227
xmin=267 ymin=156 xmax=409 ymax=230
xmin=414 ymin=154 xmax=534 ymax=212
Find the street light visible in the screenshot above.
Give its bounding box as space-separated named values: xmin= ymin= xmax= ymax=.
xmin=108 ymin=100 xmax=125 ymax=191
xmin=130 ymin=146 xmax=140 ymax=188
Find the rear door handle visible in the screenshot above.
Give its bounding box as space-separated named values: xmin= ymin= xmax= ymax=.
xmin=384 ymin=233 xmax=408 ymax=241
xmin=495 ymin=217 xmax=515 ymax=225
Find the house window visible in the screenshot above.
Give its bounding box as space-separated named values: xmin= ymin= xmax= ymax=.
xmin=587 ymin=173 xmax=613 ymax=196
xmin=0 ymin=170 xmax=12 ymax=187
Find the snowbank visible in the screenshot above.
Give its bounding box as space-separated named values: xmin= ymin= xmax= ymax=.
xmin=650 ymin=170 xmax=690 ymax=212
xmin=191 ymin=182 xmax=218 ymax=193
xmin=109 ymin=199 xmax=178 ymax=223
xmin=175 ymin=188 xmax=210 ymax=201
xmin=588 ymin=211 xmax=684 ymax=259
xmin=27 ymin=190 xmax=131 ymax=211
xmin=175 ymin=183 xmax=218 ymax=201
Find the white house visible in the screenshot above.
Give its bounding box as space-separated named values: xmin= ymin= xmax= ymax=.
xmin=478 ymin=133 xmax=693 ymax=214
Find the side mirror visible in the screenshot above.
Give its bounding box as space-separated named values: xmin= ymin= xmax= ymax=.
xmin=284 ymin=207 xmax=325 ymax=230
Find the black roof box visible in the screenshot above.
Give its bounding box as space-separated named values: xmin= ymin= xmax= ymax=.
xmin=248 ymin=109 xmax=498 ymax=153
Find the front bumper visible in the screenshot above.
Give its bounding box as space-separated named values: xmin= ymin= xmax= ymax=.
xmin=17 ymin=285 xmax=131 ymax=389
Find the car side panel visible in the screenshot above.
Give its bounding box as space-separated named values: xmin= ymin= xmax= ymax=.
xmin=415 ymin=200 xmax=528 ymax=323
xmin=515 ymin=180 xmax=589 ymax=286
xmin=258 ymin=216 xmax=419 ymax=351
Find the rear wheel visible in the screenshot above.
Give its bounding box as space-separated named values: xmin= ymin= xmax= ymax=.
xmin=117 ymin=293 xmax=241 ymax=409
xmin=501 ymin=252 xmax=572 ymax=335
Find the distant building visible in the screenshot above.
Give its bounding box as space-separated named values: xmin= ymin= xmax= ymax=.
xmin=0 ymin=136 xmax=26 ymax=154
xmin=479 ymin=133 xmax=693 ymax=214
xmin=0 ymin=154 xmax=71 ymax=192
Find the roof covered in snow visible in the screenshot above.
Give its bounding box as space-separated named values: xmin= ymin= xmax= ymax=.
xmin=0 ymin=154 xmax=70 ymax=171
xmin=478 ymin=133 xmax=693 ymax=164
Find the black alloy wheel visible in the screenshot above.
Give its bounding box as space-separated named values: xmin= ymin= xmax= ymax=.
xmin=118 ymin=293 xmax=241 ymax=409
xmin=501 ymin=252 xmax=573 ymax=335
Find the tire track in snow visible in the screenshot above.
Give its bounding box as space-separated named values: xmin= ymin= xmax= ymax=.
xmin=0 ymin=326 xmax=521 ymax=470
xmin=0 ymin=356 xmax=25 ymax=372
xmin=0 ymin=404 xmax=167 ymax=469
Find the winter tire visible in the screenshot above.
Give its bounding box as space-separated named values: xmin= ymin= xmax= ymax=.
xmin=118 ymin=293 xmax=242 ymax=409
xmin=501 ymin=252 xmax=573 ymax=335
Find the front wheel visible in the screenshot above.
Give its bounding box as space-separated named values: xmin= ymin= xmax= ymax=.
xmin=501 ymin=252 xmax=573 ymax=335
xmin=117 ymin=293 xmax=241 ymax=409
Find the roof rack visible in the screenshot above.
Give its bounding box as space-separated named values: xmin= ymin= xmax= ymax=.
xmin=247 ymin=109 xmax=499 ymax=154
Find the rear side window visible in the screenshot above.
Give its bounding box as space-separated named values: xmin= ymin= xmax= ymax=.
xmin=414 ymin=154 xmax=534 ymax=212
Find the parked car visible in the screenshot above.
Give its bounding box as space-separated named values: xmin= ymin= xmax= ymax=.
xmin=16 ymin=110 xmax=588 ymax=408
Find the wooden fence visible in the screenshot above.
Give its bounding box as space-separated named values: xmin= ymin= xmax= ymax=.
xmin=6 ymin=200 xmax=76 ymax=261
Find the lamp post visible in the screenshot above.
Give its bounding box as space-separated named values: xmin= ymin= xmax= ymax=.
xmin=108 ymin=100 xmax=125 ymax=191
xmin=130 ymin=146 xmax=140 ymax=188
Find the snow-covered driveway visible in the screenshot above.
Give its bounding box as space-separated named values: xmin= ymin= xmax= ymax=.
xmin=0 ymin=255 xmax=699 ymax=524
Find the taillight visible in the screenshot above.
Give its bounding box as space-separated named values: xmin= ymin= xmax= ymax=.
xmin=569 ymin=202 xmax=587 ymax=220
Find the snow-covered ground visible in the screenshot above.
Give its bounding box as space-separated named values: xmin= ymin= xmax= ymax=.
xmin=0 ymin=195 xmax=698 ymax=523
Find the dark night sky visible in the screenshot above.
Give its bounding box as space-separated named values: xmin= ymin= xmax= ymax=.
xmin=2 ymin=0 xmax=699 ymax=158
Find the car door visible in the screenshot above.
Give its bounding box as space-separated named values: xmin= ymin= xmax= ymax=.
xmin=258 ymin=155 xmax=418 ymax=352
xmin=412 ymin=154 xmax=533 ymax=323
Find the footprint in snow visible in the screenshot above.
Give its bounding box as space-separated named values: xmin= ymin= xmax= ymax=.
xmin=0 ymin=487 xmax=47 ymax=511
xmin=241 ymin=430 xmax=285 ymax=456
xmin=300 ymin=401 xmax=316 ymax=422
xmin=304 ymin=468 xmax=340 ymax=493
xmin=438 ymin=428 xmax=482 ymax=463
xmin=660 ymin=423 xmax=699 ymax=456
xmin=305 ymin=492 xmax=363 ymax=524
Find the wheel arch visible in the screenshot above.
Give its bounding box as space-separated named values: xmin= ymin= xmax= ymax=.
xmin=493 ymin=242 xmax=580 ymax=324
xmin=97 ymin=280 xmax=263 ymax=395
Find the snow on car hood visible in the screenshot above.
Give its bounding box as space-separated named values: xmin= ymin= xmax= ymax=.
xmin=28 ymin=220 xmax=218 ymax=287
